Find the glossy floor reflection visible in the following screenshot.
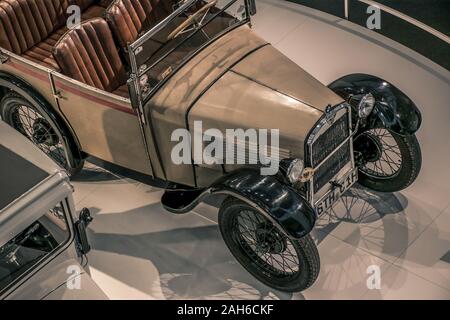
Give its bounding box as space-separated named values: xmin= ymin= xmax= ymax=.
xmin=74 ymin=160 xmax=450 ymax=300
xmin=74 ymin=1 xmax=450 ymax=300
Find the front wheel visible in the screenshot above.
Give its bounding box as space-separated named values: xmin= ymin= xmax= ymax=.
xmin=355 ymin=128 xmax=421 ymax=192
xmin=219 ymin=197 xmax=320 ymax=292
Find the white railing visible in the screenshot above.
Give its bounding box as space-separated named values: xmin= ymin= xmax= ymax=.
xmin=343 ymin=0 xmax=450 ymax=44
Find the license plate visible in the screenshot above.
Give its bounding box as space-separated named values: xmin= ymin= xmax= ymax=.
xmin=315 ymin=168 xmax=358 ymax=215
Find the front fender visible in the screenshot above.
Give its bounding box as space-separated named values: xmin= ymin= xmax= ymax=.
xmin=162 ymin=169 xmax=316 ymax=239
xmin=329 ymin=74 xmax=422 ymax=135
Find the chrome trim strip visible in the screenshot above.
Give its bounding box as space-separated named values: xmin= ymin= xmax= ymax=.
xmin=344 ymin=0 xmax=349 ymax=19
xmin=306 ymin=103 xmax=354 ymax=206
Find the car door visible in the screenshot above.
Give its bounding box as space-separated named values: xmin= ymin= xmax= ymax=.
xmin=52 ymin=71 xmax=153 ymax=176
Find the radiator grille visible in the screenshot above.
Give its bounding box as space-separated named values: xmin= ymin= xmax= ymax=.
xmin=311 ymin=113 xmax=351 ymax=192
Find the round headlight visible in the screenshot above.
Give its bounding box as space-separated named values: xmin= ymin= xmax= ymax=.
xmin=286 ymin=159 xmax=304 ymax=183
xmin=358 ymin=93 xmax=376 ymax=118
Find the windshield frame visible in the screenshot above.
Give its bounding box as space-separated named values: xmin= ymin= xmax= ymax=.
xmin=128 ymin=0 xmax=252 ymax=104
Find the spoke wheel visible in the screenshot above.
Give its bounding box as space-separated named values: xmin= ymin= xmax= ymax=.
xmin=356 ymin=128 xmax=421 ymax=192
xmin=219 ymin=197 xmax=320 ymax=292
xmin=1 ymin=92 xmax=83 ymax=176
xmin=358 ymin=129 xmax=402 ymax=178
xmin=236 ymin=210 xmax=300 ymax=276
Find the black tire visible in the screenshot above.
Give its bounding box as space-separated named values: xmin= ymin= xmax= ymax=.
xmin=357 ymin=128 xmax=421 ymax=192
xmin=218 ymin=197 xmax=320 ymax=292
xmin=1 ymin=92 xmax=84 ymax=176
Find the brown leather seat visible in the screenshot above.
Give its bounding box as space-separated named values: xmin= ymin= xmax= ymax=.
xmin=105 ymin=0 xmax=153 ymax=49
xmin=22 ymin=26 xmax=70 ymax=70
xmin=79 ymin=0 xmax=114 ymax=19
xmin=0 ymin=0 xmax=70 ymax=69
xmin=0 ymin=0 xmax=112 ymax=71
xmin=105 ymin=0 xmax=178 ymax=49
xmin=53 ymin=18 xmax=128 ymax=97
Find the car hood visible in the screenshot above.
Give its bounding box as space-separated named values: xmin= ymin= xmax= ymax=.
xmin=188 ymin=44 xmax=344 ymax=160
xmin=231 ymin=44 xmax=344 ymax=112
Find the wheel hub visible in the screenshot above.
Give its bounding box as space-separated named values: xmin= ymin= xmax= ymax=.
xmin=354 ymin=132 xmax=383 ymax=163
xmin=32 ymin=118 xmax=59 ymax=146
xmin=255 ymin=223 xmax=287 ymax=254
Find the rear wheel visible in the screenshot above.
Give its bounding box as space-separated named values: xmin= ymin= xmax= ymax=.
xmin=1 ymin=92 xmax=83 ymax=176
xmin=219 ymin=197 xmax=320 ymax=292
xmin=355 ymin=128 xmax=421 ymax=192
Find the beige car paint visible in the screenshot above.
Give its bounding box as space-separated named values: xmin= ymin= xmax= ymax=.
xmin=53 ymin=73 xmax=152 ymax=175
xmin=147 ymin=26 xmax=344 ymax=187
xmin=1 ymin=23 xmax=344 ymax=188
xmin=0 ymin=51 xmax=151 ymax=176
xmin=231 ymin=45 xmax=344 ymax=112
xmin=0 ymin=54 xmax=59 ymax=117
xmin=147 ymin=26 xmax=268 ymax=185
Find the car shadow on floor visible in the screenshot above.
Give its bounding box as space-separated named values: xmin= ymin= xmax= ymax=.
xmin=316 ymin=184 xmax=414 ymax=260
xmin=72 ymin=163 xmax=122 ymax=183
xmin=317 ymin=183 xmax=408 ymax=231
xmin=85 ymin=184 xmax=435 ymax=299
xmin=86 ymin=202 xmax=296 ymax=300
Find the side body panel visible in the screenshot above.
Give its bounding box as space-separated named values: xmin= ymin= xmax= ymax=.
xmin=0 ymin=54 xmax=58 ymax=115
xmin=43 ymin=272 xmax=108 ymax=300
xmin=0 ymin=50 xmax=151 ymax=176
xmin=53 ymin=74 xmax=152 ymax=175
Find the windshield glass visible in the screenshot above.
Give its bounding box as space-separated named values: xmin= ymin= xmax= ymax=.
xmin=130 ymin=0 xmax=251 ymax=100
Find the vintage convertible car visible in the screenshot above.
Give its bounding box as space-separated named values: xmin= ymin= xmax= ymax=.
xmin=0 ymin=0 xmax=422 ymax=292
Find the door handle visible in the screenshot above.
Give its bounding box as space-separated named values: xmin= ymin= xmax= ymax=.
xmin=53 ymin=91 xmax=67 ymax=100
xmin=0 ymin=49 xmax=9 ymax=64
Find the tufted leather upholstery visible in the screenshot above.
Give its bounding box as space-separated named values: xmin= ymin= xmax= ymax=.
xmin=82 ymin=4 xmax=106 ymax=19
xmin=0 ymin=0 xmax=114 ymax=71
xmin=53 ymin=18 xmax=127 ymax=95
xmin=105 ymin=0 xmax=153 ymax=49
xmin=22 ymin=26 xmax=68 ymax=70
xmin=0 ymin=0 xmax=70 ymax=54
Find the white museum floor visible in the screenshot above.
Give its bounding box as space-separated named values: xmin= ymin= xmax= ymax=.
xmin=73 ymin=0 xmax=450 ymax=299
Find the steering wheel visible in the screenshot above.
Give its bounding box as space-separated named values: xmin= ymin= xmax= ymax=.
xmin=167 ymin=0 xmax=218 ymax=41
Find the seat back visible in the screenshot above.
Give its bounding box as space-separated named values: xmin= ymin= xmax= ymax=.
xmin=71 ymin=0 xmax=95 ymax=10
xmin=105 ymin=0 xmax=153 ymax=49
xmin=53 ymin=18 xmax=126 ymax=92
xmin=0 ymin=0 xmax=71 ymax=54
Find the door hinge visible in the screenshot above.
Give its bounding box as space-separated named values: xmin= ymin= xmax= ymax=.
xmin=0 ymin=50 xmax=9 ymax=64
